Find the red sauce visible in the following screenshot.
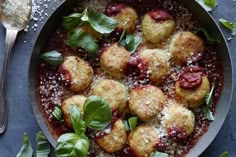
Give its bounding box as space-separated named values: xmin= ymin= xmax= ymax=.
xmin=178 ymin=65 xmax=203 ymax=89
xmin=167 ymin=126 xmax=188 ymax=141
xmin=149 ymin=9 xmax=172 ymax=22
xmin=105 ymin=1 xmax=128 ymax=16
xmin=57 ymin=65 xmax=72 ymax=87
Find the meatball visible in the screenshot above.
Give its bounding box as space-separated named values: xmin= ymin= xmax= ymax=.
xmin=128 ymin=125 xmax=160 ymax=157
xmin=169 ymin=31 xmax=205 ymax=65
xmin=95 ymin=119 xmax=127 ymax=153
xmin=61 ymin=95 xmax=87 ymax=128
xmin=100 ymin=43 xmax=130 ymax=77
xmin=175 ymin=75 xmax=210 ymax=108
xmin=58 ymin=56 xmax=93 ymax=91
xmin=139 ymin=49 xmax=171 ymax=85
xmin=92 ymin=79 xmax=127 ymax=112
xmin=142 ymin=10 xmax=175 ymax=43
xmin=129 ymin=85 xmax=166 ymax=122
xmin=162 ymin=102 xmax=195 ymax=140
xmin=105 ymin=2 xmax=138 ymax=33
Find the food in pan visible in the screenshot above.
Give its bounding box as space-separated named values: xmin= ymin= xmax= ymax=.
xmin=37 ymin=0 xmax=223 ymax=156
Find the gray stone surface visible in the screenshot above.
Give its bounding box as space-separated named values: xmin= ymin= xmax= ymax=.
xmin=0 ymin=0 xmax=235 ymax=157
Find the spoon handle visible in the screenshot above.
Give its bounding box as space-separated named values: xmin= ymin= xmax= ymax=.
xmin=0 ymin=29 xmax=18 ymax=134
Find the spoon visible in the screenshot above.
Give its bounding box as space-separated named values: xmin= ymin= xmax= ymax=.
xmin=0 ymin=0 xmax=32 ymax=134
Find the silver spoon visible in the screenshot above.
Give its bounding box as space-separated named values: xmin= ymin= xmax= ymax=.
xmin=0 ymin=0 xmax=32 ymax=134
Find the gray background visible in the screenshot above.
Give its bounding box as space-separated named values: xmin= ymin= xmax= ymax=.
xmin=0 ymin=0 xmax=235 ymax=156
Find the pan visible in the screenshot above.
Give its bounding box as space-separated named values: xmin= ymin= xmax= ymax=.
xmin=28 ymin=0 xmax=233 ymax=156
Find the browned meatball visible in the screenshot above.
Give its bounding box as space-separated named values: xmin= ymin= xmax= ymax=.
xmin=105 ymin=2 xmax=138 ymax=33
xmin=128 ymin=125 xmax=160 ymax=157
xmin=58 ymin=56 xmax=93 ymax=92
xmin=129 ymin=85 xmax=166 ymax=122
xmin=95 ymin=119 xmax=127 ymax=153
xmin=169 ymin=31 xmax=205 ymax=65
xmin=142 ymin=10 xmax=175 ymax=43
xmin=61 ymin=95 xmax=87 ymax=128
xmin=100 ymin=43 xmax=130 ymax=77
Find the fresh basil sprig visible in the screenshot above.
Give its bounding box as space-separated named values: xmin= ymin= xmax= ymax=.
xmin=55 ymin=133 xmax=90 ymax=157
xmin=120 ymin=34 xmax=142 ymax=53
xmin=150 ymin=151 xmax=169 ymax=157
xmin=220 ymin=151 xmax=229 ymax=157
xmin=41 ymin=50 xmax=63 ymax=67
xmin=36 ymin=132 xmax=51 ymax=157
xmin=123 ymin=117 xmax=138 ymax=131
xmin=52 ymin=106 xmax=62 ymax=121
xmin=67 ymin=29 xmax=99 ymax=58
xmin=203 ymin=80 xmax=216 ymax=121
xmin=55 ymin=96 xmax=112 ymax=157
xmin=63 ymin=8 xmax=118 ymax=34
xmin=194 ymin=27 xmax=220 ymax=44
xmin=219 ymin=19 xmax=236 ymax=36
xmin=16 ymin=133 xmax=33 ymax=157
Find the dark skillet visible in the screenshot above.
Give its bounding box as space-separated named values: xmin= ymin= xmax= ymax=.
xmin=28 ymin=0 xmax=234 ymax=156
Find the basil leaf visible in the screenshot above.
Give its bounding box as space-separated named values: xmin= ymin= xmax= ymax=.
xmin=120 ymin=34 xmax=142 ymax=53
xmin=67 ymin=29 xmax=99 ymax=58
xmin=63 ymin=13 xmax=83 ymax=30
xmin=52 ymin=106 xmax=62 ymax=121
xmin=204 ymin=0 xmax=217 ymax=8
xmin=203 ymin=107 xmax=215 ymax=121
xmin=219 ymin=19 xmax=236 ymax=36
xmin=205 ymin=80 xmax=216 ymax=107
xmin=196 ymin=0 xmax=215 ymax=11
xmin=83 ymin=96 xmax=112 ymax=130
xmin=128 ymin=117 xmax=138 ymax=131
xmin=41 ymin=50 xmax=63 ymax=67
xmin=55 ymin=133 xmax=90 ymax=157
xmin=16 ymin=133 xmax=33 ymax=157
xmin=81 ymin=9 xmax=118 ymax=34
xmin=220 ymin=151 xmax=229 ymax=157
xmin=70 ymin=105 xmax=86 ymax=136
xmin=122 ymin=120 xmax=130 ymax=131
xmin=118 ymin=30 xmax=126 ymax=43
xmin=195 ymin=27 xmax=220 ymax=44
xmin=36 ymin=132 xmax=51 ymax=157
xmin=150 ymin=151 xmax=169 ymax=157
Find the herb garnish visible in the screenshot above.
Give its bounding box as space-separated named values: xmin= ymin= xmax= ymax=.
xmin=67 ymin=29 xmax=99 ymax=58
xmin=54 ymin=96 xmax=112 ymax=157
xmin=36 ymin=132 xmax=51 ymax=157
xmin=203 ymin=80 xmax=216 ymax=121
xmin=219 ymin=19 xmax=236 ymax=36
xmin=63 ymin=8 xmax=118 ymax=34
xmin=40 ymin=50 xmax=63 ymax=67
xmin=123 ymin=117 xmax=138 ymax=131
xmin=220 ymin=151 xmax=229 ymax=157
xmin=195 ymin=27 xmax=220 ymax=44
xmin=119 ymin=34 xmax=142 ymax=53
xmin=52 ymin=106 xmax=62 ymax=121
xmin=196 ymin=0 xmax=218 ymax=11
xmin=16 ymin=133 xmax=33 ymax=157
xmin=150 ymin=151 xmax=169 ymax=157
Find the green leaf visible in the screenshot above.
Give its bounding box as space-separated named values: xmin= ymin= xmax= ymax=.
xmin=196 ymin=0 xmax=214 ymax=11
xmin=41 ymin=50 xmax=63 ymax=67
xmin=219 ymin=19 xmax=236 ymax=36
xmin=55 ymin=133 xmax=90 ymax=157
xmin=36 ymin=132 xmax=51 ymax=157
xmin=205 ymin=80 xmax=216 ymax=107
xmin=204 ymin=0 xmax=217 ymax=8
xmin=67 ymin=29 xmax=99 ymax=58
xmin=195 ymin=27 xmax=220 ymax=44
xmin=70 ymin=105 xmax=86 ymax=136
xmin=81 ymin=9 xmax=118 ymax=34
xmin=83 ymin=96 xmax=112 ymax=130
xmin=220 ymin=151 xmax=229 ymax=157
xmin=128 ymin=117 xmax=138 ymax=131
xmin=150 ymin=151 xmax=169 ymax=157
xmin=16 ymin=133 xmax=33 ymax=157
xmin=63 ymin=13 xmax=83 ymax=30
xmin=52 ymin=106 xmax=62 ymax=121
xmin=122 ymin=120 xmax=130 ymax=131
xmin=118 ymin=30 xmax=126 ymax=43
xmin=203 ymin=107 xmax=215 ymax=121
xmin=120 ymin=34 xmax=142 ymax=53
